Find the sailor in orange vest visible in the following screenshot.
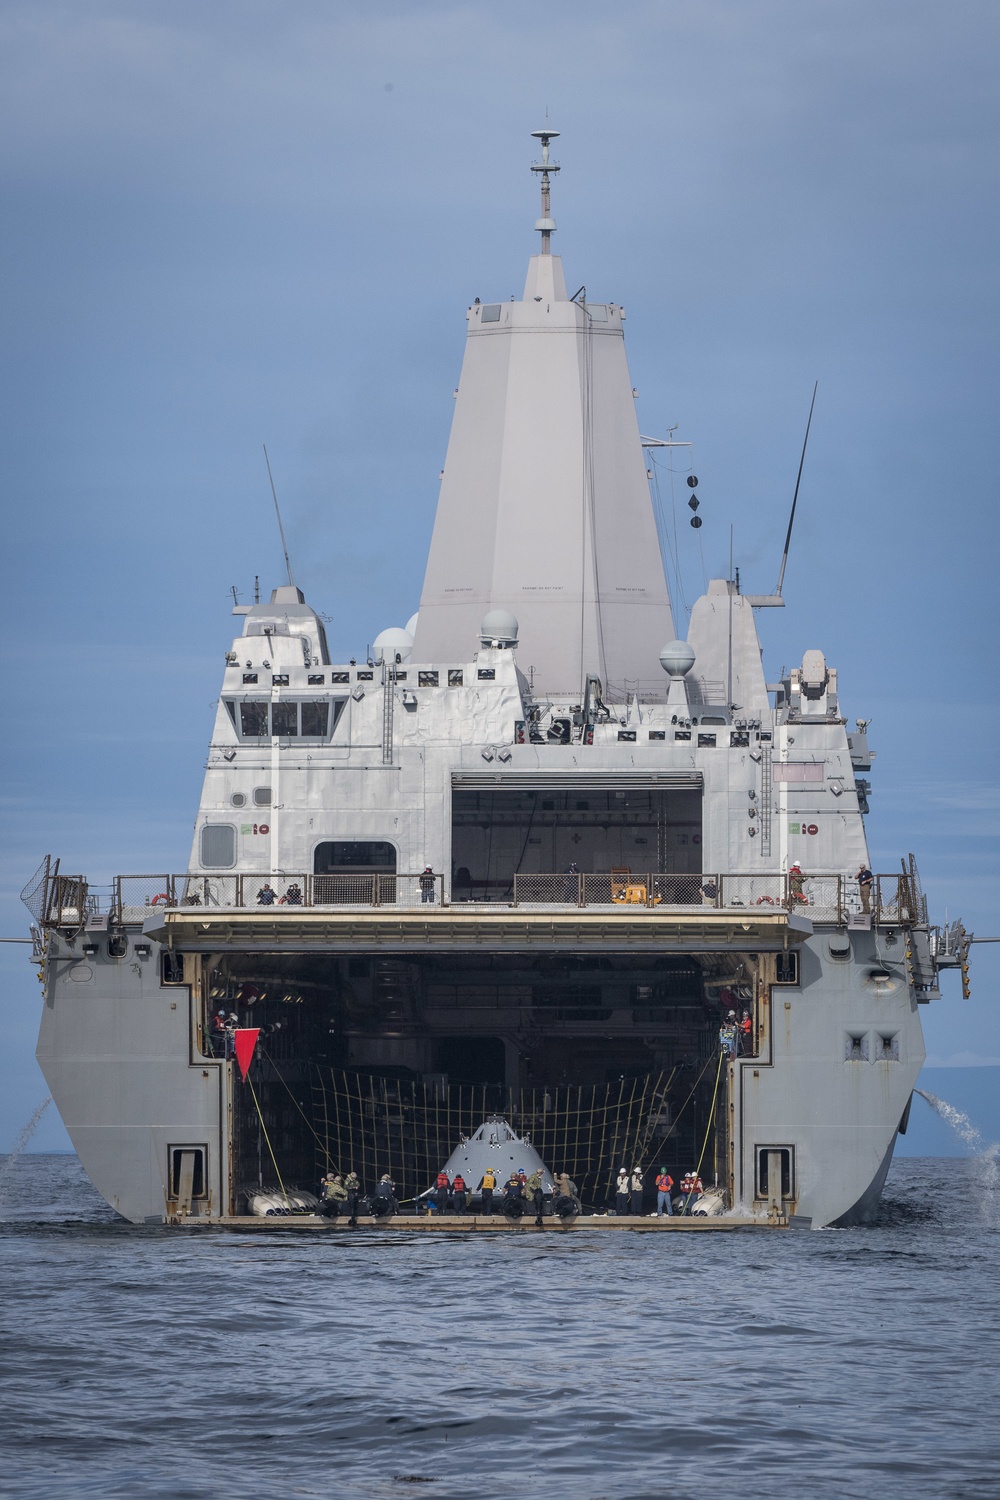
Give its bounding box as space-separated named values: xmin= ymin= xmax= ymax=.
xmin=679 ymin=1170 xmax=704 ymax=1214
xmin=655 ymin=1168 xmax=674 ymax=1216
xmin=452 ymin=1173 xmax=468 ymax=1214
xmin=434 ymin=1169 xmax=451 ymax=1213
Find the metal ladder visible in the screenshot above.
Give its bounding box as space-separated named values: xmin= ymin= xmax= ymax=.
xmin=381 ymin=664 xmax=395 ymax=765
xmin=759 ymin=746 xmax=772 ymax=855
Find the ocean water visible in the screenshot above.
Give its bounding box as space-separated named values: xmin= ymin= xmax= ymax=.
xmin=1 ymin=1154 xmax=998 ymax=1500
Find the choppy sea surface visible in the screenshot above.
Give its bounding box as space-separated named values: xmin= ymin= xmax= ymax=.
xmin=0 ymin=1154 xmax=998 ymax=1500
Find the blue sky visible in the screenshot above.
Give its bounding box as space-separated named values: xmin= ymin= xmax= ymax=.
xmin=2 ymin=0 xmax=997 ymax=1153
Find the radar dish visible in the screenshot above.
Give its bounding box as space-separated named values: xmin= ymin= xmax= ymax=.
xmin=659 ymin=640 xmax=696 ymax=677
xmin=480 ymin=609 xmax=519 ymax=647
xmin=372 ymin=626 xmax=414 ymax=664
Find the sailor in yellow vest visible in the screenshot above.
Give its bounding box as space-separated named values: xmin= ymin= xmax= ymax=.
xmin=477 ymin=1167 xmax=496 ymax=1216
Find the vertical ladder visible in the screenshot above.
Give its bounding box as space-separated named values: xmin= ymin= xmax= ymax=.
xmin=759 ymin=745 xmax=772 ymax=856
xmin=381 ymin=663 xmax=394 ymax=765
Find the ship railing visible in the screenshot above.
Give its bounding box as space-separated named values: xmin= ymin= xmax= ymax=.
xmin=96 ymin=867 xmax=922 ymax=925
xmin=110 ymin=871 xmax=445 ymax=920
xmin=718 ymin=874 xmax=793 ymax=911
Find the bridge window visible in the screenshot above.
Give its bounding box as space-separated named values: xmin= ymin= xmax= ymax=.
xmin=301 ymin=701 xmax=329 ymax=736
xmin=239 ymin=701 xmax=269 ymax=737
xmin=227 ymin=699 xmax=341 ymax=741
xmin=272 ymin=702 xmax=298 ymax=737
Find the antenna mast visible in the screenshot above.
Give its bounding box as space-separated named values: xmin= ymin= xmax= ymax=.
xmin=530 ymin=123 xmax=560 ymax=253
xmin=263 ymin=444 xmax=295 ymax=589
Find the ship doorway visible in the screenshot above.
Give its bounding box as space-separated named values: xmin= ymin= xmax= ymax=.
xmin=451 ymin=785 xmax=701 ymax=901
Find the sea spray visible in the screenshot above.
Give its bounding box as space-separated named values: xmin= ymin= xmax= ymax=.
xmin=916 ymin=1088 xmax=999 ymax=1220
xmin=0 ymin=1096 xmax=52 ymax=1212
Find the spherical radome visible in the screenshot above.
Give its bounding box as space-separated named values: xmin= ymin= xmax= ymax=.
xmin=480 ymin=609 xmax=519 ymax=644
xmin=659 ymin=640 xmax=696 ymax=676
xmin=405 ymin=612 xmax=419 ymax=638
xmin=373 ymin=626 xmax=414 ymax=664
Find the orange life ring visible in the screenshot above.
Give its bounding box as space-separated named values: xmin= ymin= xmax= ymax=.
xmin=755 ymin=895 xmax=774 ymax=906
xmin=151 ymin=893 xmax=170 ymax=905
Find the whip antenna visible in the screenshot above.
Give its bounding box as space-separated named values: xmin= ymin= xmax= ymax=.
xmin=774 ymin=381 xmax=818 ymax=598
xmin=263 ymin=444 xmax=295 ymax=589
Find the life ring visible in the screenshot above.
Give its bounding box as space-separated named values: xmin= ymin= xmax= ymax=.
xmin=755 ymin=895 xmax=775 ymax=906
xmin=151 ymin=893 xmax=171 ymax=905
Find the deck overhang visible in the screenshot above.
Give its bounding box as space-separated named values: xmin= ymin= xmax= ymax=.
xmin=143 ymin=905 xmax=812 ymax=955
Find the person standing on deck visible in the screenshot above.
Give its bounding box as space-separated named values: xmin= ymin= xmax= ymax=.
xmin=452 ymin=1174 xmax=468 ymax=1214
xmin=630 ymin=1166 xmax=644 ymax=1215
xmin=788 ymin=864 xmax=807 ymax=904
xmin=344 ymin=1170 xmax=361 ymax=1226
xmin=477 ymin=1167 xmax=496 ymax=1216
xmin=419 ymin=867 xmax=436 ymax=904
xmin=615 ymin=1167 xmax=630 ymax=1216
xmin=525 ymin=1168 xmax=545 ymax=1226
xmin=655 ymin=1168 xmax=674 ymax=1216
xmin=856 ymin=864 xmax=874 ymax=914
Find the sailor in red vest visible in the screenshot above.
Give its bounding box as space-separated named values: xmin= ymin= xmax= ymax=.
xmin=434 ymin=1169 xmax=451 ymax=1213
xmin=655 ymin=1168 xmax=674 ymax=1216
xmin=679 ymin=1170 xmax=704 ymax=1214
xmin=452 ymin=1173 xmax=468 ymax=1214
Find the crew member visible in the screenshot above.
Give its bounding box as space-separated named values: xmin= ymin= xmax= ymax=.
xmin=525 ymin=1168 xmax=545 ymax=1226
xmin=371 ymin=1173 xmax=397 ymax=1217
xmin=434 ymin=1169 xmax=451 ymax=1214
xmin=615 ymin=1166 xmax=630 ymax=1216
xmin=856 ymin=864 xmax=874 ymax=914
xmin=630 ymin=1166 xmax=644 ymax=1215
xmin=655 ymin=1167 xmax=674 ymax=1217
xmin=788 ymin=864 xmax=807 ymax=903
xmin=256 ymin=882 xmax=276 ymax=906
xmin=679 ymin=1170 xmax=704 ymax=1213
xmin=477 ymin=1167 xmax=496 ymax=1216
xmin=552 ymin=1173 xmax=579 ymax=1218
xmin=419 ymin=867 xmax=436 ymax=905
xmin=720 ymin=1012 xmax=738 ymax=1056
xmin=319 ymin=1173 xmax=348 ymax=1218
xmin=452 ymin=1173 xmax=468 ymax=1214
xmin=344 ymin=1170 xmax=361 ymax=1226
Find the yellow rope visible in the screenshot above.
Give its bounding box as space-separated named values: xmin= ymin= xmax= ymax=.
xmin=247 ymin=1075 xmax=292 ymax=1208
xmin=682 ymin=1048 xmax=726 ymax=1213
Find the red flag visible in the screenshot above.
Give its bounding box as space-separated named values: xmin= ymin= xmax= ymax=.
xmin=233 ymin=1028 xmax=260 ymax=1080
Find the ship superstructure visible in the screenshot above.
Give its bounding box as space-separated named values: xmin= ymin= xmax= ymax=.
xmin=27 ymin=132 xmax=967 ymax=1228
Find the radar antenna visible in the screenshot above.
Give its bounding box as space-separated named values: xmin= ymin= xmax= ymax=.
xmin=530 ymin=123 xmax=560 ymax=253
xmin=262 ymin=443 xmax=296 ymax=589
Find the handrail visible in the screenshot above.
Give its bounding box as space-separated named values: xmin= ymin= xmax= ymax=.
xmin=41 ymin=865 xmax=923 ymax=928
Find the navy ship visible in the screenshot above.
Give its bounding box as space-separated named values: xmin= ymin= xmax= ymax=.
xmin=24 ymin=131 xmax=970 ymax=1227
